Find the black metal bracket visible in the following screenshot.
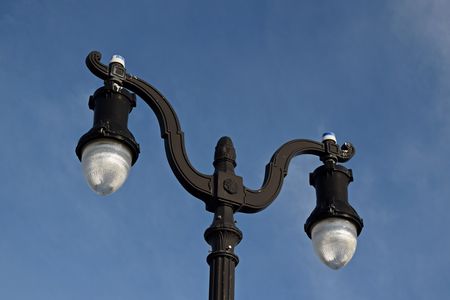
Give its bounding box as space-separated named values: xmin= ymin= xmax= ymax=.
xmin=86 ymin=51 xmax=214 ymax=202
xmin=75 ymin=85 xmax=140 ymax=165
xmin=240 ymin=139 xmax=354 ymax=213
xmin=85 ymin=51 xmax=355 ymax=213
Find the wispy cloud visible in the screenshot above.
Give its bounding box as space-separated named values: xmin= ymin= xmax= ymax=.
xmin=390 ymin=0 xmax=450 ymax=124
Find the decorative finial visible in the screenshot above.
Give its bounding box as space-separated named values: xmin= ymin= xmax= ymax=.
xmin=214 ymin=136 xmax=236 ymax=168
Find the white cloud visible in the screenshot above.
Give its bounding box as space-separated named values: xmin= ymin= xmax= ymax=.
xmin=391 ymin=0 xmax=450 ymax=124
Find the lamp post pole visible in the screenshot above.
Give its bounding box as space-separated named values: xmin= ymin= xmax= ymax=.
xmin=76 ymin=52 xmax=364 ymax=300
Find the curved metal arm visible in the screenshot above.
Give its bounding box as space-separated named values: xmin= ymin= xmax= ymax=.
xmin=86 ymin=51 xmax=213 ymax=202
xmin=240 ymin=139 xmax=355 ymax=213
xmin=85 ymin=51 xmax=355 ymax=214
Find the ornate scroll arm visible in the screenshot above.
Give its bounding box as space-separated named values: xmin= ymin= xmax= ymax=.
xmin=86 ymin=51 xmax=108 ymax=80
xmin=239 ymin=139 xmax=355 ymax=213
xmin=85 ymin=51 xmax=213 ymax=203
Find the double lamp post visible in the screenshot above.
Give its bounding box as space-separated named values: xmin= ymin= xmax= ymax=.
xmin=76 ymin=51 xmax=363 ymax=300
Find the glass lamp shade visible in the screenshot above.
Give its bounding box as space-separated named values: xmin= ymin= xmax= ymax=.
xmin=81 ymin=138 xmax=132 ymax=196
xmin=311 ymin=218 xmax=357 ymax=270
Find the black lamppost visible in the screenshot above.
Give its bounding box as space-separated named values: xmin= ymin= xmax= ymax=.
xmin=76 ymin=52 xmax=363 ymax=300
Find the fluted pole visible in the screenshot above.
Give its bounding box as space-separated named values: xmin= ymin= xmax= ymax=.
xmin=204 ymin=137 xmax=243 ymax=300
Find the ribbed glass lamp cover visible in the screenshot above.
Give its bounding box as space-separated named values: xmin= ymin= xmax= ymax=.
xmin=81 ymin=139 xmax=132 ymax=196
xmin=311 ymin=218 xmax=357 ymax=270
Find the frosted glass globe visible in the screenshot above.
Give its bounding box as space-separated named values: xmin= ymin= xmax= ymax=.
xmin=311 ymin=218 xmax=357 ymax=270
xmin=81 ymin=139 xmax=132 ymax=196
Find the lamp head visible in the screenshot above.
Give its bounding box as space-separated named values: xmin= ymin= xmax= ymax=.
xmin=305 ymin=163 xmax=363 ymax=269
xmin=76 ymin=58 xmax=139 ymax=195
xmin=75 ymin=86 xmax=139 ymax=164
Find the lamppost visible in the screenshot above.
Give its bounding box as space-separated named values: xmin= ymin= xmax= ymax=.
xmin=76 ymin=51 xmax=363 ymax=300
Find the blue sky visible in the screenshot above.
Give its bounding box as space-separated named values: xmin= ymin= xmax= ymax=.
xmin=1 ymin=0 xmax=449 ymax=299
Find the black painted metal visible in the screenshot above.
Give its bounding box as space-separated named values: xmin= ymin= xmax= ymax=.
xmin=240 ymin=138 xmax=355 ymax=213
xmin=205 ymin=205 xmax=242 ymax=300
xmin=204 ymin=137 xmax=243 ymax=300
xmin=86 ymin=51 xmax=213 ymax=202
xmin=80 ymin=51 xmax=363 ymax=300
xmin=305 ymin=162 xmax=364 ymax=237
xmin=208 ymin=137 xmax=245 ymax=212
xmin=75 ymin=83 xmax=140 ymax=164
xmin=84 ymin=51 xmax=357 ymax=213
